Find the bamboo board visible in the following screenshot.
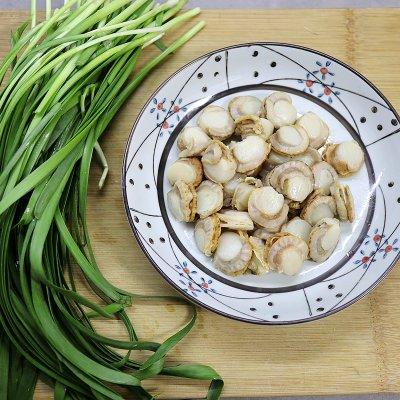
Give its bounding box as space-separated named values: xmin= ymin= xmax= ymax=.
xmin=1 ymin=8 xmax=400 ymax=399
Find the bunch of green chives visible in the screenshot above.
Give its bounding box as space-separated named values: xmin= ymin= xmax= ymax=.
xmin=0 ymin=1 xmax=223 ymax=399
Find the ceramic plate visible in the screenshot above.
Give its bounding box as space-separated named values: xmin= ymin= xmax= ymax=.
xmin=122 ymin=43 xmax=400 ymax=324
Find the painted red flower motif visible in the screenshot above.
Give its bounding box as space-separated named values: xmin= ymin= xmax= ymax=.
xmin=378 ymin=239 xmax=398 ymax=259
xmin=183 ymin=267 xmax=190 ymax=274
xmin=150 ymin=97 xmax=167 ymax=120
xmin=306 ymin=80 xmax=313 ymax=88
xmin=324 ymin=87 xmax=332 ymax=95
xmin=200 ymin=277 xmax=214 ymax=293
xmin=373 ymin=234 xmax=381 ymax=243
xmin=354 ymin=249 xmax=376 ymax=268
xmin=361 ymin=256 xmax=370 ymax=264
xmin=173 ymin=105 xmax=180 ymax=112
xmin=313 ymin=60 xmax=335 ymax=81
xmin=162 ymin=121 xmax=169 ymax=129
xmin=385 ymin=245 xmax=393 ymax=253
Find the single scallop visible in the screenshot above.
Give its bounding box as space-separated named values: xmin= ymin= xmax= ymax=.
xmin=231 ymin=135 xmax=271 ymax=174
xmin=300 ymin=193 xmax=337 ymax=226
xmin=264 ymin=233 xmax=309 ymax=276
xmin=228 ymin=96 xmax=264 ymax=119
xmin=167 ymin=181 xmax=197 ymax=222
xmin=167 ymin=157 xmax=203 ymax=187
xmin=194 ymin=214 xmax=221 ymax=256
xmin=196 ymin=180 xmax=223 ymax=219
xmin=217 ymin=210 xmax=254 ymax=231
xmin=201 ymin=140 xmax=237 ymax=184
xmin=270 ymin=125 xmax=309 ymax=156
xmin=197 ymin=105 xmax=235 ymax=140
xmin=309 ymin=217 xmax=341 ymax=262
xmin=296 ymin=111 xmax=329 ymax=149
xmin=213 ymin=231 xmax=252 ymax=276
xmin=281 ymin=217 xmax=312 ymax=243
xmin=248 ymin=236 xmax=270 ymax=275
xmin=177 ymin=126 xmax=212 ymax=157
xmin=312 ymin=161 xmax=338 ymax=195
xmin=264 ymin=91 xmax=297 ymax=128
xmin=248 ymin=186 xmax=289 ymax=232
xmin=323 ymin=140 xmax=364 ymax=176
xmin=330 ymin=181 xmax=355 ymax=223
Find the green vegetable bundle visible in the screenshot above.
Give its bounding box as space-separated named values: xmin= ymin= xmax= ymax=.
xmin=0 ymin=1 xmax=223 ymax=399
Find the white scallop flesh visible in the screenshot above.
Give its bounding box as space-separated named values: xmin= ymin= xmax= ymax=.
xmin=330 ymin=181 xmax=355 ymax=222
xmin=335 ymin=140 xmax=364 ymax=173
xmin=167 ymin=181 xmax=196 ymax=222
xmin=248 ymin=236 xmax=269 ymax=275
xmin=266 ymin=150 xmax=291 ymax=168
xmin=201 ymin=141 xmax=237 ymax=184
xmin=215 ymin=232 xmax=241 ymax=262
xmin=217 ymin=210 xmax=254 ymax=231
xmin=294 ymin=147 xmax=322 ymax=167
xmin=280 ymin=126 xmax=302 ymax=145
xmin=283 ymin=173 xmax=314 ymax=202
xmin=281 ymin=217 xmax=312 ymax=242
xmin=177 ymin=126 xmax=212 ymax=157
xmin=301 ymin=196 xmax=336 ymax=226
xmin=258 ymin=205 xmax=289 ymax=233
xmin=167 ymin=185 xmax=185 ymax=221
xmin=194 ymin=215 xmax=220 ymax=256
xmin=196 ymin=180 xmax=223 ymax=218
xmin=253 ymin=228 xmax=273 ymax=240
xmin=266 ymin=91 xmax=292 ymax=104
xmin=260 ymin=118 xmax=274 ymax=140
xmin=321 ymin=223 xmax=340 ymax=250
xmin=214 ymin=232 xmax=252 ymax=275
xmin=235 ymin=115 xmax=274 ymax=141
xmin=232 ymin=177 xmax=262 ymax=211
xmin=222 ymin=173 xmax=245 ymax=206
xmin=267 ymin=147 xmax=321 ymax=169
xmin=312 ymin=161 xmax=338 ymax=195
xmin=231 ymin=135 xmax=269 ymax=173
xmin=201 ymin=140 xmax=222 ymax=164
xmin=309 ymin=218 xmax=341 ymax=262
xmin=265 ymin=99 xmax=297 ymax=128
xmin=167 ymin=158 xmax=202 ymax=186
xmin=248 ymin=187 xmax=289 ymax=232
xmin=223 ymin=173 xmax=245 ymax=197
xmin=270 ymin=125 xmax=309 ymax=155
xmin=280 ymin=247 xmax=304 ymax=275
xmin=228 ymin=96 xmax=263 ymax=119
xmin=268 ymin=161 xmax=314 ymax=202
xmin=203 ymin=158 xmax=237 ymax=184
xmin=249 ymin=186 xmax=285 ymax=218
xmin=296 ymin=111 xmax=329 ymax=149
xmin=267 ymin=235 xmax=308 ymax=275
xmin=197 ymin=105 xmax=235 ymax=140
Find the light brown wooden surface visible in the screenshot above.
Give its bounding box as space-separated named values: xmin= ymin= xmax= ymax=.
xmin=1 ymin=8 xmax=400 ymax=400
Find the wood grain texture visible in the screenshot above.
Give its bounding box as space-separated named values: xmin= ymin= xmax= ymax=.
xmin=0 ymin=8 xmax=399 ymax=399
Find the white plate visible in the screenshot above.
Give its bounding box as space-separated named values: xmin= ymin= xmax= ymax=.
xmin=123 ymin=43 xmax=400 ymax=324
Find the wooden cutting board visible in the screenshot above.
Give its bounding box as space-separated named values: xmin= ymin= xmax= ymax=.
xmin=1 ymin=8 xmax=400 ymax=399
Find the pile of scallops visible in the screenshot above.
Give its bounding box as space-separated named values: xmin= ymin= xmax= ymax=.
xmin=166 ymin=92 xmax=365 ymax=277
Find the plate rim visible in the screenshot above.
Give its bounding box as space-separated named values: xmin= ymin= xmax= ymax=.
xmin=121 ymin=42 xmax=400 ymax=325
